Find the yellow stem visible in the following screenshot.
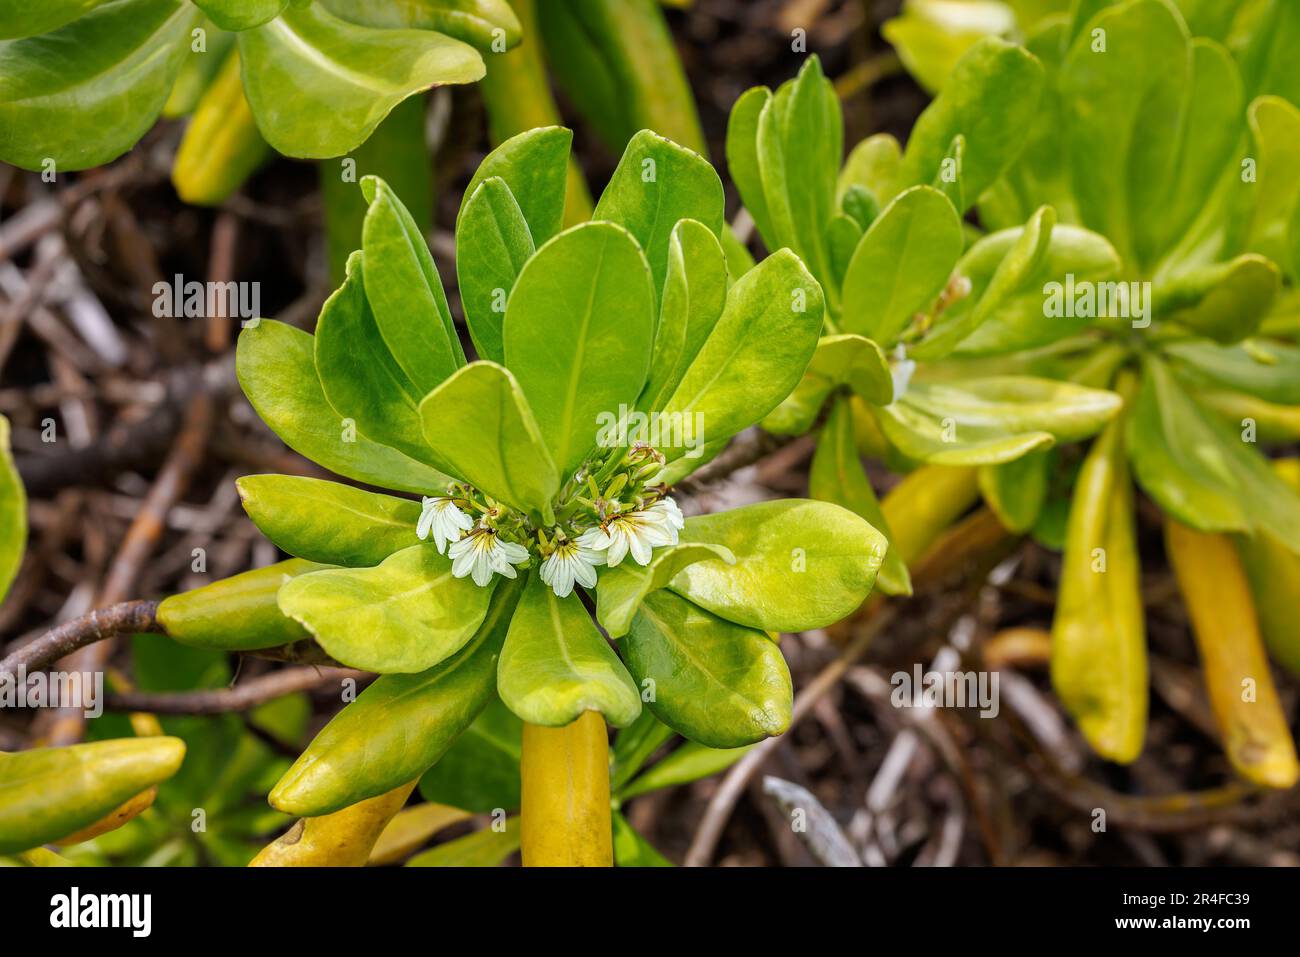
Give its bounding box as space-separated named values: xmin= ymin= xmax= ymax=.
xmin=520 ymin=711 xmax=613 ymax=867
xmin=249 ymin=781 xmax=417 ymax=867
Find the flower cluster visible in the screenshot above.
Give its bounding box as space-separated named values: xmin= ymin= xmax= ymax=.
xmin=416 ymin=444 xmax=685 ymax=597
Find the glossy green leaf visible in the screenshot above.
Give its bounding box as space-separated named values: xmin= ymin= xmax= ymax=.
xmin=192 ymin=0 xmax=285 ymax=31
xmin=913 ymin=205 xmax=1056 ymax=360
xmin=456 ymin=177 xmax=534 ymax=364
xmin=0 ymin=0 xmax=201 ymax=171
xmin=669 ymin=499 xmax=886 ymax=632
xmin=0 ymin=0 xmax=111 ymax=39
xmin=596 ymin=543 xmax=735 ymax=639
xmin=840 ymin=185 xmax=964 ymax=345
xmin=948 ymin=222 xmax=1123 ymax=357
xmin=236 ymin=475 xmax=421 ymax=567
xmin=979 ymin=448 xmax=1051 ymax=533
xmin=1155 ymin=254 xmax=1280 ymax=344
xmin=593 ymin=129 xmax=724 ymax=303
xmin=406 ymin=817 xmax=519 ymax=866
xmin=503 ymin=222 xmax=655 ymax=475
xmin=623 ymin=590 xmax=791 ymax=748
xmin=237 ymin=2 xmax=483 ymax=157
xmin=236 ymin=320 xmax=450 ymax=495
xmin=314 ymin=252 xmax=437 ymax=464
xmin=360 ymin=176 xmax=464 ymax=391
xmin=418 ymin=361 xmax=559 ymax=519
xmin=498 ymin=575 xmax=641 ymax=728
xmin=1127 ymin=357 xmax=1300 ymax=549
xmin=270 ymin=578 xmax=521 ymax=816
xmin=877 ymin=375 xmax=1120 ymax=466
xmin=896 ymin=37 xmax=1044 ymax=210
xmin=809 ymin=399 xmax=911 ymax=596
xmin=620 ymin=739 xmax=754 ymax=800
xmin=157 ymin=558 xmax=325 ymax=651
xmin=726 ymin=85 xmax=775 ymax=245
xmin=0 ymin=416 xmax=24 ymax=604
xmin=0 ymin=738 xmax=186 ymax=855
xmin=640 ymin=219 xmax=728 ymax=413
xmin=321 ymin=0 xmax=521 ymax=51
xmin=1164 ymin=338 xmax=1300 ymax=406
xmin=461 ymin=126 xmax=572 ymax=246
xmin=1059 ymin=0 xmax=1186 ymax=269
xmin=660 ymin=249 xmax=823 ymax=459
xmin=277 ymin=543 xmax=493 ymax=673
xmin=763 ymin=334 xmax=893 ymax=435
xmin=418 ymin=695 xmax=521 ymax=813
xmin=612 ymin=811 xmax=671 ymax=867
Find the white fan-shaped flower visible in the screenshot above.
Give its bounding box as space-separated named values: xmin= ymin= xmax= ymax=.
xmin=417 ymin=496 xmax=474 ymax=554
xmin=539 ymin=539 xmax=601 ymax=598
xmin=576 ymin=505 xmax=677 ymax=567
xmin=448 ymin=528 xmax=530 ymax=587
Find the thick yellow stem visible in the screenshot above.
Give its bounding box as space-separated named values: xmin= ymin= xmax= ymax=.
xmin=1165 ymin=519 xmax=1300 ymax=789
xmin=520 ymin=711 xmax=613 ymax=867
xmin=249 ymin=781 xmax=416 ymax=867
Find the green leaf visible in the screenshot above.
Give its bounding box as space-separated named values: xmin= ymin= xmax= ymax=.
xmin=1058 ymin=0 xmax=1187 ymax=270
xmin=660 ymin=249 xmax=824 ymax=459
xmin=913 ymin=205 xmax=1056 ymax=360
xmin=840 ymin=185 xmax=964 ymax=345
xmin=0 ymin=0 xmax=111 ymax=39
xmin=314 ymin=252 xmax=437 ymax=464
xmin=360 ymin=176 xmax=464 ymax=391
xmin=418 ymin=696 xmax=521 ymax=813
xmin=406 ymin=817 xmax=519 ymax=866
xmin=640 ymin=219 xmax=728 ymax=412
xmin=456 ymin=177 xmax=534 ymax=364
xmin=593 ymin=129 xmax=724 ymax=304
xmin=669 ymin=499 xmax=886 ymax=632
xmin=623 ymin=590 xmax=791 ymax=748
xmin=897 ymin=37 xmax=1044 ymax=210
xmin=762 ymin=334 xmax=893 ymax=435
xmin=877 ymin=375 xmax=1120 ymax=466
xmin=837 ymin=133 xmax=901 ymax=208
xmin=1244 ymin=95 xmax=1300 ymax=278
xmin=754 ymin=57 xmax=842 ymax=301
xmin=947 ymin=223 xmax=1123 ymax=357
xmin=461 ymin=126 xmax=573 ymax=246
xmin=0 ymin=738 xmax=186 ymax=855
xmin=236 ymin=320 xmax=450 ymax=495
xmin=418 ymin=361 xmax=559 ymax=519
xmin=320 ymin=0 xmax=521 ymax=51
xmin=620 ymin=739 xmax=754 ymax=800
xmin=236 ymin=475 xmax=421 ymax=567
xmin=192 ymin=0 xmax=285 ymax=31
xmin=726 ymin=86 xmax=775 ymax=245
xmin=978 ymin=448 xmax=1052 ymax=534
xmin=0 ymin=0 xmax=202 ymax=171
xmin=809 ymin=398 xmax=911 ymax=596
xmin=1155 ymin=254 xmax=1280 ymax=344
xmin=237 ymin=2 xmax=483 ymax=157
xmin=1127 ymin=357 xmax=1300 ymax=549
xmin=610 ymin=709 xmax=675 ymax=792
xmin=270 ymin=577 xmax=521 ymax=816
xmin=277 ymin=543 xmax=493 ymax=673
xmin=881 ymin=0 xmax=1015 ymax=94
xmin=157 ymin=558 xmax=324 ymax=651
xmin=596 ymin=543 xmax=735 ymax=639
xmin=612 ymin=811 xmax=671 ymax=867
xmin=503 ymin=222 xmax=655 ymax=476
xmin=1164 ymin=338 xmax=1300 ymax=406
xmin=0 ymin=415 xmax=24 ymax=604
xmin=498 ymin=575 xmax=641 ymax=728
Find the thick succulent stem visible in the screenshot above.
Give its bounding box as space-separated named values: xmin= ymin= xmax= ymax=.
xmin=520 ymin=711 xmax=613 ymax=866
